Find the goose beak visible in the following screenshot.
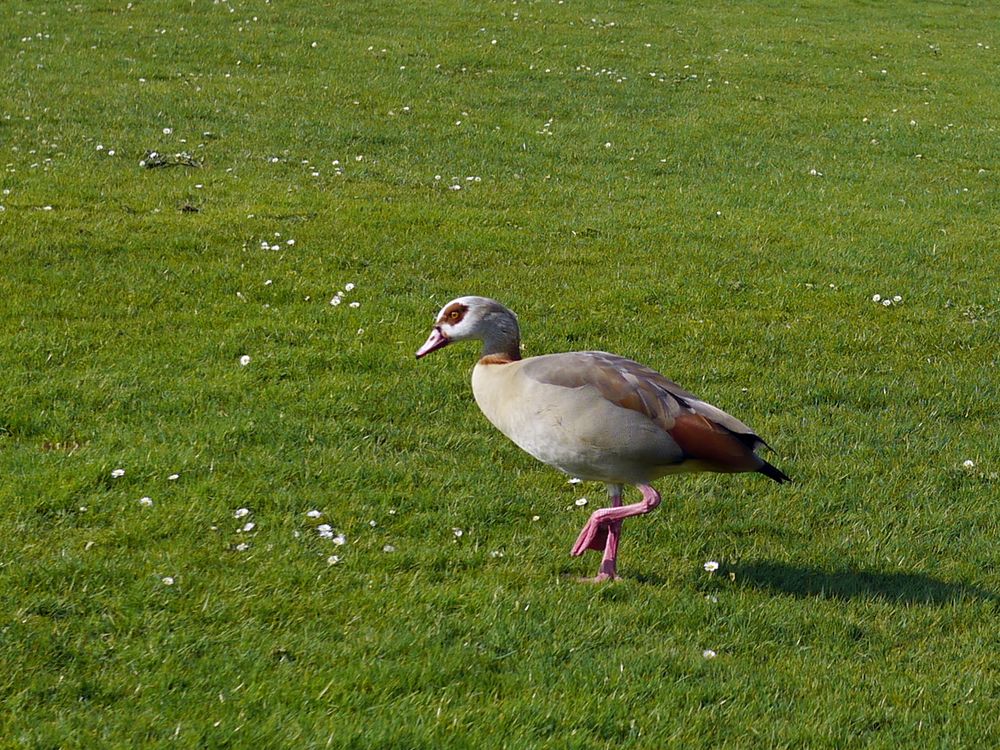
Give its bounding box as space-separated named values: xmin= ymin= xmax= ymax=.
xmin=416 ymin=327 xmax=450 ymax=358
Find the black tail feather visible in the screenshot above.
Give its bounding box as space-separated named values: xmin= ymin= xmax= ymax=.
xmin=758 ymin=460 xmax=791 ymax=484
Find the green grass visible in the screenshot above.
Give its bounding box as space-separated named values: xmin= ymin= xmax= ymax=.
xmin=1 ymin=0 xmax=998 ymax=746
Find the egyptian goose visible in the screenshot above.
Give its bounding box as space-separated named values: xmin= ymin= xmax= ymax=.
xmin=416 ymin=296 xmax=789 ymax=581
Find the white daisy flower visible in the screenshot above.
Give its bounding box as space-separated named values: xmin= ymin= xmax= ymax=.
xmin=239 ymin=355 xmax=251 ymax=366
xmin=139 ymin=496 xmax=153 ymax=507
xmin=162 ymin=576 xmax=175 ymax=586
xmin=702 ymin=649 xmax=717 ymax=659
xmin=703 ymin=560 xmax=720 ymax=572
xmin=306 ymin=509 xmax=322 ymax=518
xmin=111 ymin=468 xmax=125 ymax=478
xmin=234 ymin=507 xmax=250 ymax=518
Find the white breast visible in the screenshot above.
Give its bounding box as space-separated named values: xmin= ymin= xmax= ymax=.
xmin=471 ymin=359 xmax=683 ymax=483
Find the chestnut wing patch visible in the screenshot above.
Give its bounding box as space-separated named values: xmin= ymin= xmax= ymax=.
xmin=668 ymin=413 xmax=762 ymax=471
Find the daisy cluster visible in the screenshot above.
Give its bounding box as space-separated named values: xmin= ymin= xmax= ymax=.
xmin=232 ymin=506 xmax=257 ymax=551
xmin=436 ymin=174 xmax=483 ymax=191
xmin=110 ymin=466 xmax=180 ymax=510
xmin=258 ymin=232 xmax=297 ymax=252
xmin=871 ymin=293 xmax=903 ymax=307
xmin=564 ymin=477 xmax=589 ymax=510
xmin=330 ymin=282 xmax=358 ymax=308
xmin=7 ymin=138 xmax=65 ymax=176
xmin=265 ymin=152 xmax=357 ymax=180
xmin=560 ymin=59 xmax=729 ymax=88
xmin=306 ymin=509 xmax=348 ymax=564
xmin=19 ymin=31 xmax=52 ymax=43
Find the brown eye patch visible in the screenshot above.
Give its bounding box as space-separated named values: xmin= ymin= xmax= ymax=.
xmin=439 ymin=302 xmax=468 ymax=324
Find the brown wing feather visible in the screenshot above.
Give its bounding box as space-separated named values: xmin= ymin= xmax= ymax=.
xmin=522 ymin=351 xmax=766 ymax=472
xmin=669 ymin=413 xmax=762 ymax=472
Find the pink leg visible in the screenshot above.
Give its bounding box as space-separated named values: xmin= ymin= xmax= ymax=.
xmin=571 ymin=484 xmax=661 ymax=573
xmin=593 ymin=488 xmax=623 ymax=581
xmin=578 ymin=485 xmax=622 ymax=554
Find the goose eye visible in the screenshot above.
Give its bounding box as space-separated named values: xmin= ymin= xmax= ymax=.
xmin=449 ymin=310 xmax=461 ymax=321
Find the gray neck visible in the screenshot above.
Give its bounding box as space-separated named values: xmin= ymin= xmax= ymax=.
xmin=480 ymin=308 xmax=522 ymax=360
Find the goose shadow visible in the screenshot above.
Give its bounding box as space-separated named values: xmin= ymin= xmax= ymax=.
xmin=726 ymin=560 xmax=998 ymax=606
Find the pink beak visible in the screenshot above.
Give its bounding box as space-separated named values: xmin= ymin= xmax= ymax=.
xmin=416 ymin=327 xmax=450 ymax=358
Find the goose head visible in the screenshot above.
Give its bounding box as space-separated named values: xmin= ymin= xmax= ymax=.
xmin=416 ymin=296 xmax=522 ymax=361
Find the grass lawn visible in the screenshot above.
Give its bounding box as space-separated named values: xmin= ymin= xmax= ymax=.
xmin=1 ymin=0 xmax=998 ymax=746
